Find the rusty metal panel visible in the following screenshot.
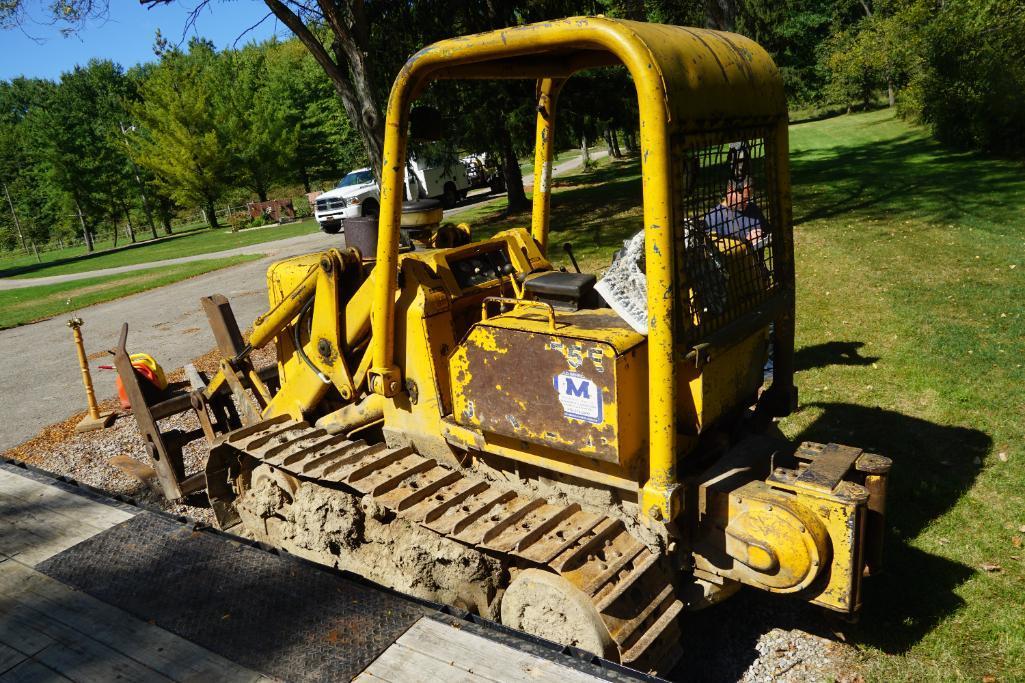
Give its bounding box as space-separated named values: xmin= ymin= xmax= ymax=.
xmin=450 ymin=314 xmax=646 ymax=464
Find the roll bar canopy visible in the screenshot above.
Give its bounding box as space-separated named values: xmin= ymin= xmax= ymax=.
xmin=367 ymin=16 xmax=791 ymax=523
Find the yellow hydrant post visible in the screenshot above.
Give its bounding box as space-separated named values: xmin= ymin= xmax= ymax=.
xmin=68 ymin=317 xmax=115 ymax=432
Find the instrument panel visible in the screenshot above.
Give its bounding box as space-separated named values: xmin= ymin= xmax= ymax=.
xmin=449 ymin=246 xmax=514 ymax=289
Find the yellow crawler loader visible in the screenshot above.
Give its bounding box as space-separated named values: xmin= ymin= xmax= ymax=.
xmin=116 ymin=17 xmax=890 ymax=674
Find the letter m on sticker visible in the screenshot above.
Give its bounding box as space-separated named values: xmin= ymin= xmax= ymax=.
xmin=564 ymin=377 xmax=590 ymax=398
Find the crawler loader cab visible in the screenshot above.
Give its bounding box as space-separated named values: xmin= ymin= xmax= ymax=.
xmin=117 ymin=17 xmax=891 ymax=675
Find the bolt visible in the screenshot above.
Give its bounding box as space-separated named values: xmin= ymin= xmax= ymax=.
xmin=389 ymin=381 xmax=400 ymax=394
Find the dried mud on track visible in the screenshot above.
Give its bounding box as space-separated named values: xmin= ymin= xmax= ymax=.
xmin=3 ymin=341 xmax=863 ymax=682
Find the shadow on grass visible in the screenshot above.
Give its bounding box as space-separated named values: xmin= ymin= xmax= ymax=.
xmin=798 ymin=402 xmax=987 ymax=654
xmin=0 ymin=226 xmax=210 ymax=279
xmin=791 ymin=130 xmax=1024 ymax=228
xmin=671 ymin=403 xmax=987 ymax=681
xmin=794 ymin=340 xmax=880 ymax=372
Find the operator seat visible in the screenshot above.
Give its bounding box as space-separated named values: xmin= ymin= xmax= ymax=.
xmin=522 ymin=271 xmax=605 ymax=310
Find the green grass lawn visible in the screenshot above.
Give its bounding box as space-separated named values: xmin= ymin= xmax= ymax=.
xmin=0 ymin=254 xmax=262 ymax=329
xmin=0 ymin=219 xmax=318 ymax=280
xmin=464 ymin=109 xmax=1024 ymax=681
xmin=785 ymin=109 xmax=1024 ymax=682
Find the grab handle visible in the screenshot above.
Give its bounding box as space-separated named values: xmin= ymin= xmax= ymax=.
xmin=482 ymin=297 xmax=556 ymax=332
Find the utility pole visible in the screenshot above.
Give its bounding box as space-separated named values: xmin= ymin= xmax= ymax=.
xmin=2 ymin=180 xmax=28 ymax=253
xmin=120 ymin=121 xmax=157 ymax=240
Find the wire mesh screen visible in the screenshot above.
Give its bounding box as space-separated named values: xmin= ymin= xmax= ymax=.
xmin=672 ymin=129 xmax=780 ymax=345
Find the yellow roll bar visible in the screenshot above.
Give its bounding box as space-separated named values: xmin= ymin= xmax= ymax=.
xmin=367 ymin=16 xmax=788 ymax=523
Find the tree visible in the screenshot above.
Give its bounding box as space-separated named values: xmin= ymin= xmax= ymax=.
xmin=910 ymin=0 xmax=1025 ymax=153
xmin=265 ymin=39 xmax=366 ymax=192
xmin=195 ymin=0 xmax=392 ymax=181
xmin=219 ymin=44 xmax=298 ymax=202
xmin=132 ymin=39 xmax=235 ymax=228
xmin=20 ymin=61 xmax=134 ymax=252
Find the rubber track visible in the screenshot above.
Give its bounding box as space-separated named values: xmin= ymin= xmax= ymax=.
xmin=225 ymin=417 xmax=684 ymax=672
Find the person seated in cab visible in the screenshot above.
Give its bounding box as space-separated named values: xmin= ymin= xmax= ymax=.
xmin=702 ymin=142 xmax=767 ymax=250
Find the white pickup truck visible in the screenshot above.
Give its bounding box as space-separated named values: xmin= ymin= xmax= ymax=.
xmin=314 ymin=158 xmax=470 ymax=234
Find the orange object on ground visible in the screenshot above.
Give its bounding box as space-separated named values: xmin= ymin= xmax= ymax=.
xmin=115 ymin=358 xmax=165 ymax=410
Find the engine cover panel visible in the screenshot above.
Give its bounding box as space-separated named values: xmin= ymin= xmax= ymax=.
xmin=449 ymin=308 xmax=647 ymax=465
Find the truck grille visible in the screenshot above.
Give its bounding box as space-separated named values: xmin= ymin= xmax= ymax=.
xmin=317 ymin=197 xmax=347 ymax=212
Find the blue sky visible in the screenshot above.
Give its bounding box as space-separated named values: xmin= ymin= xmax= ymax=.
xmin=0 ymin=2 xmax=290 ymax=80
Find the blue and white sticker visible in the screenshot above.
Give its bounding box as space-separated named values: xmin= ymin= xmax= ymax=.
xmin=553 ymin=372 xmax=603 ymax=424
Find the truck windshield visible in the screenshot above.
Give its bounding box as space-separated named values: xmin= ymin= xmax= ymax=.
xmin=338 ymin=170 xmax=374 ymax=187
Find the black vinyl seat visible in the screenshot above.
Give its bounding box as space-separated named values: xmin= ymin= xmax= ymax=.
xmin=523 ymin=271 xmax=599 ymax=310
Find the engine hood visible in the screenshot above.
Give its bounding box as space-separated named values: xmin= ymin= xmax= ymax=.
xmin=318 ymin=182 xmax=377 ymax=201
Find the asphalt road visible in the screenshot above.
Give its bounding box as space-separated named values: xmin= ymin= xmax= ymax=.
xmin=0 ymin=231 xmax=341 ymax=451
xmin=0 ymin=152 xmax=607 ymax=450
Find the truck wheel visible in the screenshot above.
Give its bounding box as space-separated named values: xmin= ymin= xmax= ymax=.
xmin=321 ymin=222 xmax=341 ymax=235
xmin=442 ymin=183 xmax=458 ymax=209
xmin=362 ymin=200 xmax=379 ymax=217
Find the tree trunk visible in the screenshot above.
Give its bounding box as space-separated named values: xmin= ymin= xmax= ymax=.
xmin=623 ymin=128 xmax=637 ymax=154
xmin=580 ymin=131 xmax=591 ymax=169
xmin=497 ymin=120 xmax=529 ymax=214
xmin=299 ymin=163 xmax=311 ymax=193
xmin=205 ymin=200 xmax=220 ymax=229
xmin=263 ymin=0 xmax=385 ymax=181
xmin=607 ymin=128 xmax=622 ymax=158
xmin=202 ymin=201 xmax=220 ymax=229
xmin=76 ymin=201 xmax=94 ymax=253
xmin=122 ymin=200 xmax=136 ymax=243
xmin=158 ymin=196 xmax=173 ymax=235
xmin=887 ymin=81 xmax=895 ymax=107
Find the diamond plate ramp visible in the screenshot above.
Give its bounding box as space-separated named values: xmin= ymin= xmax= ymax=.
xmin=36 ymin=512 xmax=427 ymax=682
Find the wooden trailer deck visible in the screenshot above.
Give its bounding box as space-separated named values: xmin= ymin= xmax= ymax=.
xmin=0 ymin=461 xmax=650 ymax=683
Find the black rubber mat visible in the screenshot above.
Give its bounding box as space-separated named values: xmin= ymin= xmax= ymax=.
xmin=36 ymin=511 xmax=427 ymax=682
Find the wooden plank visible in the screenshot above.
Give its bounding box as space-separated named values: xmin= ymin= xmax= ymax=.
xmin=0 ymin=468 xmax=134 ymax=565
xmin=1 ymin=600 xmax=171 ymax=683
xmin=0 ymin=563 xmax=269 ymax=683
xmin=352 ymin=671 xmax=391 ymax=683
xmin=0 ymin=472 xmax=134 ymax=530
xmin=396 ymin=618 xmax=600 ymax=683
xmin=0 ymin=506 xmax=111 ymax=566
xmin=361 ymin=642 xmax=486 ymax=683
xmin=32 ymin=638 xmax=172 ymax=683
xmin=0 ymin=658 xmax=71 ymax=683
xmin=0 ymin=641 xmax=27 ymax=674
xmin=0 ymin=602 xmax=59 ymax=661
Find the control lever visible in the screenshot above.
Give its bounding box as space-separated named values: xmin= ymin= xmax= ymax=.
xmin=563 ymin=242 xmax=581 ymax=273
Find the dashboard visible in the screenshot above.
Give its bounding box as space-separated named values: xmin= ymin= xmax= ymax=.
xmin=449 ymin=246 xmax=515 ymax=289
